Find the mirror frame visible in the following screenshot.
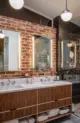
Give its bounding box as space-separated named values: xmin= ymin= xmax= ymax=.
xmin=61 ymin=40 xmax=76 ymax=69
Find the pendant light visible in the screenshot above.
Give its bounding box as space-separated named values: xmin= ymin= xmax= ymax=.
xmin=0 ymin=30 xmax=5 ymax=39
xmin=61 ymin=0 xmax=72 ymax=22
xmin=9 ymin=0 xmax=24 ymax=10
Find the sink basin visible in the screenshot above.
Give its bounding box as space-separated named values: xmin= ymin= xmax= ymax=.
xmin=0 ymin=85 xmax=23 ymax=90
xmin=42 ymin=81 xmax=56 ymax=85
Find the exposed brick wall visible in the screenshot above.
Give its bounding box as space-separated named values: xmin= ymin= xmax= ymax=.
xmin=0 ymin=15 xmax=56 ymax=78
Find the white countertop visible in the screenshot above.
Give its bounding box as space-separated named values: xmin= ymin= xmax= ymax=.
xmin=0 ymin=81 xmax=72 ymax=94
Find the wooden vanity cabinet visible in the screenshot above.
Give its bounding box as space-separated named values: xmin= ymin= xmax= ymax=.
xmin=38 ymin=88 xmax=52 ymax=103
xmin=54 ymin=85 xmax=72 ymax=100
xmin=38 ymin=85 xmax=72 ymax=104
xmin=0 ymin=106 xmax=37 ymax=122
xmin=0 ymin=90 xmax=37 ymax=122
xmin=38 ymin=85 xmax=72 ymax=113
xmin=0 ymin=84 xmax=72 ymax=122
xmin=0 ymin=90 xmax=37 ymax=112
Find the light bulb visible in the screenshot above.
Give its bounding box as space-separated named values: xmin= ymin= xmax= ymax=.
xmin=67 ymin=42 xmax=73 ymax=47
xmin=0 ymin=30 xmax=5 ymax=39
xmin=61 ymin=10 xmax=72 ymax=22
xmin=9 ymin=0 xmax=24 ymax=10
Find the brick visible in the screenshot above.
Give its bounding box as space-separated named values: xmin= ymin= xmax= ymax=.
xmin=0 ymin=15 xmax=56 ymax=78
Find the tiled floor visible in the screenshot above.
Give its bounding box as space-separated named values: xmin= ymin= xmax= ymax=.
xmin=49 ymin=114 xmax=80 ymax=123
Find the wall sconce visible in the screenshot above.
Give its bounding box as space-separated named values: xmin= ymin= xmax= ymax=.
xmin=67 ymin=41 xmax=73 ymax=47
xmin=0 ymin=30 xmax=5 ymax=39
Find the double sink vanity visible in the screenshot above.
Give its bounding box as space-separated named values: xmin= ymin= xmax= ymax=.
xmin=0 ymin=77 xmax=72 ymax=122
xmin=0 ymin=29 xmax=72 ymax=122
xmin=0 ymin=76 xmax=71 ymax=93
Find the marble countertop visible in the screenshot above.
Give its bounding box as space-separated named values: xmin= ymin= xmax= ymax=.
xmin=0 ymin=81 xmax=72 ymax=94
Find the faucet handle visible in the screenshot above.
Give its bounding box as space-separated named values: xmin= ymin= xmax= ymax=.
xmin=1 ymin=82 xmax=5 ymax=86
xmin=12 ymin=81 xmax=16 ymax=85
xmin=26 ymin=78 xmax=33 ymax=84
xmin=40 ymin=79 xmax=43 ymax=82
xmin=7 ymin=79 xmax=11 ymax=86
xmin=7 ymin=81 xmax=10 ymax=86
xmin=48 ymin=77 xmax=50 ymax=81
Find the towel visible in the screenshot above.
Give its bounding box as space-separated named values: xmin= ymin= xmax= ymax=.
xmin=20 ymin=119 xmax=28 ymax=123
xmin=3 ymin=119 xmax=19 ymax=123
xmin=48 ymin=111 xmax=59 ymax=117
xmin=27 ymin=117 xmax=35 ymax=123
xmin=37 ymin=114 xmax=48 ymax=122
xmin=59 ymin=108 xmax=69 ymax=115
xmin=48 ymin=109 xmax=59 ymax=117
xmin=48 ymin=109 xmax=59 ymax=115
xmin=48 ymin=112 xmax=58 ymax=117
xmin=75 ymin=103 xmax=80 ymax=111
xmin=72 ymin=103 xmax=75 ymax=112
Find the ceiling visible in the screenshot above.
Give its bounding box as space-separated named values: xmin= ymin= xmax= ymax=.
xmin=24 ymin=0 xmax=80 ymax=26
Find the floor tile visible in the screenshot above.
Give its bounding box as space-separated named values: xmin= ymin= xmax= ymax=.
xmin=49 ymin=114 xmax=80 ymax=123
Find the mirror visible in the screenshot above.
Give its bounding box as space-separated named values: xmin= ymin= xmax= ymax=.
xmin=32 ymin=35 xmax=52 ymax=70
xmin=0 ymin=29 xmax=21 ymax=72
xmin=61 ymin=40 xmax=76 ymax=69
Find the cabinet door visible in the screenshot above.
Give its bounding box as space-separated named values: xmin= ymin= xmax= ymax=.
xmin=38 ymin=88 xmax=52 ymax=104
xmin=0 ymin=90 xmax=37 ymax=112
xmin=55 ymin=85 xmax=72 ymax=100
xmin=38 ymin=85 xmax=72 ymax=104
xmin=38 ymin=102 xmax=55 ymax=113
xmin=0 ymin=106 xmax=37 ymax=122
xmin=55 ymin=98 xmax=72 ymax=108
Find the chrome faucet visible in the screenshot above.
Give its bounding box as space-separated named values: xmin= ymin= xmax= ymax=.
xmin=40 ymin=78 xmax=44 ymax=84
xmin=12 ymin=81 xmax=16 ymax=85
xmin=26 ymin=77 xmax=33 ymax=84
xmin=7 ymin=79 xmax=11 ymax=85
xmin=26 ymin=78 xmax=29 ymax=84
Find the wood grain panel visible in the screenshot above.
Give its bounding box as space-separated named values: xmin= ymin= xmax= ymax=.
xmin=0 ymin=106 xmax=37 ymax=122
xmin=55 ymin=98 xmax=72 ymax=108
xmin=55 ymin=85 xmax=72 ymax=100
xmin=38 ymin=88 xmax=52 ymax=104
xmin=38 ymin=85 xmax=72 ymax=104
xmin=38 ymin=102 xmax=55 ymax=113
xmin=0 ymin=90 xmax=37 ymax=112
xmin=38 ymin=98 xmax=72 ymax=113
xmin=0 ymin=85 xmax=72 ymax=122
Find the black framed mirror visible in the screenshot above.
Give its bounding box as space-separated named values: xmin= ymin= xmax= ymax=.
xmin=61 ymin=40 xmax=76 ymax=69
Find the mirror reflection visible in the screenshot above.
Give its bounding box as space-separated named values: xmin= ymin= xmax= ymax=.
xmin=32 ymin=35 xmax=52 ymax=70
xmin=61 ymin=40 xmax=76 ymax=69
xmin=0 ymin=29 xmax=20 ymax=72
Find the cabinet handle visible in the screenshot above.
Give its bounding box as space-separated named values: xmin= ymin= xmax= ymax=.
xmin=55 ymin=100 xmax=58 ymax=101
xmin=10 ymin=109 xmax=16 ymax=111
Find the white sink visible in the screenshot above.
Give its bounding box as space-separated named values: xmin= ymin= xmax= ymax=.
xmin=0 ymin=85 xmax=23 ymax=90
xmin=0 ymin=80 xmax=71 ymax=93
xmin=42 ymin=81 xmax=56 ymax=85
